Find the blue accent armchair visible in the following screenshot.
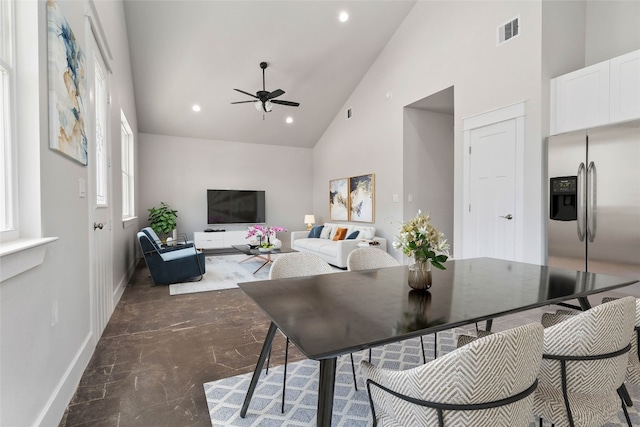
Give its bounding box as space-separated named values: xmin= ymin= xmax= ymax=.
xmin=137 ymin=231 xmax=205 ymax=285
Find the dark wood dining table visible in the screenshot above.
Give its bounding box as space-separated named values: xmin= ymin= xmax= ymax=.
xmin=238 ymin=257 xmax=638 ymax=427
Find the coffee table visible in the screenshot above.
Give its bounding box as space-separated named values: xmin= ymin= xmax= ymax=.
xmin=231 ymin=244 xmax=297 ymax=274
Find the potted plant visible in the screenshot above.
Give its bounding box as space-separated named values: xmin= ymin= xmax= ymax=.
xmin=148 ymin=202 xmax=178 ymax=242
xmin=246 ymin=224 xmax=287 ymax=252
xmin=393 ymin=210 xmax=449 ymax=290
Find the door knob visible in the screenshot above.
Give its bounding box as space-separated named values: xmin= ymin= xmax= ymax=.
xmin=94 ymin=222 xmax=104 ymax=230
xmin=499 ymin=214 xmax=513 ymax=220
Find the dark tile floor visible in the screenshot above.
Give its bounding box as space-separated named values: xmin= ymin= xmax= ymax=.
xmin=59 ymin=260 xmax=304 ymax=427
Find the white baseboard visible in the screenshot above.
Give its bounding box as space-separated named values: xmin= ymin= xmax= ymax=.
xmin=35 ymin=332 xmax=94 ymax=427
xmin=113 ymin=257 xmax=137 ymax=306
xmin=34 ymin=259 xmax=138 ymax=426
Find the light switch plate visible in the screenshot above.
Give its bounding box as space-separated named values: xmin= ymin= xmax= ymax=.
xmin=79 ymin=178 xmax=86 ymax=198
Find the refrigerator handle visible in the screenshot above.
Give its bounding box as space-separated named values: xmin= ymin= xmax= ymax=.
xmin=577 ymin=162 xmax=586 ymax=242
xmin=587 ymin=161 xmax=597 ymax=242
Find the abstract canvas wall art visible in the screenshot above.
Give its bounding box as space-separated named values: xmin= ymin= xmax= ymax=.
xmin=47 ymin=0 xmax=88 ymax=165
xmin=349 ymin=174 xmax=374 ymax=222
xmin=329 ymin=178 xmax=349 ymax=221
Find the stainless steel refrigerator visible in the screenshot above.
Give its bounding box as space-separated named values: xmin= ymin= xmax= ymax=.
xmin=547 ymin=120 xmax=640 ymax=288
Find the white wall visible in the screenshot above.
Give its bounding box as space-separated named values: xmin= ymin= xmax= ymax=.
xmin=0 ymin=1 xmax=138 ymax=425
xmin=402 ymin=108 xmax=454 ymax=260
xmin=138 ymin=133 xmax=314 ymax=241
xmin=314 ymin=1 xmax=544 ymax=263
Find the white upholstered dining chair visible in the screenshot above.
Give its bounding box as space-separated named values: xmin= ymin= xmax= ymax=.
xmin=267 ymin=252 xmax=335 ymax=413
xmin=269 ymin=251 xmax=334 ymax=280
xmin=348 ymin=247 xmax=440 ymax=363
xmin=347 ymin=247 xmax=399 ymax=271
xmin=361 ymin=323 xmax=544 ymax=426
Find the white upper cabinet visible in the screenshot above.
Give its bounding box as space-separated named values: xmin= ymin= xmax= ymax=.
xmin=610 ymin=50 xmax=640 ymax=124
xmin=551 ymin=49 xmax=640 ymax=135
xmin=551 ymin=60 xmax=609 ymax=135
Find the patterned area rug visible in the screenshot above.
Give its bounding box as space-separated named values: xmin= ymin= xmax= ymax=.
xmin=204 ymin=330 xmax=640 ymax=426
xmin=169 ymin=255 xmax=269 ymax=295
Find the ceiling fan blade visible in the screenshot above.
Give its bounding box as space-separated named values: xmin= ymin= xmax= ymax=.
xmin=231 ymin=101 xmax=256 ymax=104
xmin=233 ymin=88 xmax=258 ymax=99
xmin=271 ymin=99 xmax=300 ymax=107
xmin=266 ymin=89 xmax=285 ymax=100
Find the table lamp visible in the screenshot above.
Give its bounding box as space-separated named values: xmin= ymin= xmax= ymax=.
xmin=304 ymin=215 xmax=315 ymax=231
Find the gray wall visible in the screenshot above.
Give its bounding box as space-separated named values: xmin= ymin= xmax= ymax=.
xmin=402 ymin=108 xmax=454 ymax=261
xmin=585 ymin=1 xmax=640 ymax=66
xmin=138 ymin=133 xmax=314 ymax=241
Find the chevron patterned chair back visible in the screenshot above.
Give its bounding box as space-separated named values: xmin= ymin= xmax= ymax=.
xmin=533 ymin=296 xmax=636 ymax=427
xmin=269 ymin=251 xmax=334 ymax=279
xmin=603 ymin=296 xmax=640 ymax=387
xmin=347 ymin=247 xmax=399 ymax=271
xmin=361 ymin=322 xmax=544 ymax=427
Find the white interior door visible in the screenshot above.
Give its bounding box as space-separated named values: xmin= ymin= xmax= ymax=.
xmin=87 ymin=29 xmax=113 ymax=341
xmin=465 ymin=119 xmax=517 ymax=260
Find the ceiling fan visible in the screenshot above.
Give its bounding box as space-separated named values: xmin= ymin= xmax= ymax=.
xmin=231 ymin=62 xmax=300 ymax=113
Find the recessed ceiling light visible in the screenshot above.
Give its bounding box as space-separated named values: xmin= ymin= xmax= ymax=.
xmin=285 ymin=117 xmax=294 ymax=124
xmin=192 ymin=104 xmax=201 ymax=112
xmin=339 ymin=11 xmax=349 ymax=23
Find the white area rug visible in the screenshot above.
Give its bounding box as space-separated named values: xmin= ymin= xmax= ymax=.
xmin=169 ymin=255 xmax=270 ymax=295
xmin=204 ymin=331 xmax=640 ymax=426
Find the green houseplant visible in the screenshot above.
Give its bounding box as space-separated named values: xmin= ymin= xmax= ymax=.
xmin=148 ymin=202 xmax=178 ymax=240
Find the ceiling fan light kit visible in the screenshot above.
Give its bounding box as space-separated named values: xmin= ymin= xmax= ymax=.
xmin=232 ymin=62 xmax=300 ymax=115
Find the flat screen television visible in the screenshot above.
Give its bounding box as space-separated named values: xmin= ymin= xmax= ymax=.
xmin=207 ymin=189 xmax=265 ymax=224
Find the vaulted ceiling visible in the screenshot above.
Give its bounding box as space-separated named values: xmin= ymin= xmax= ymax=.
xmin=123 ymin=1 xmax=416 ymax=148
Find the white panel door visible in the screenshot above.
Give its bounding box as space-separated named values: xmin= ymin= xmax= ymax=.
xmin=466 ymin=119 xmax=517 ymax=260
xmin=87 ymin=29 xmax=113 ymax=342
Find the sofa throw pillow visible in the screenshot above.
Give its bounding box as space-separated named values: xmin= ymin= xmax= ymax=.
xmin=308 ymin=225 xmax=324 ymax=238
xmin=320 ymin=224 xmax=333 ymax=239
xmin=346 ymin=230 xmax=360 ymax=240
xmin=333 ymin=227 xmax=348 ymax=241
xmin=353 ymin=226 xmax=376 ymax=240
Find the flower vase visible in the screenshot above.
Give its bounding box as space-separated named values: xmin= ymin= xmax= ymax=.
xmin=408 ymin=260 xmax=432 ymax=290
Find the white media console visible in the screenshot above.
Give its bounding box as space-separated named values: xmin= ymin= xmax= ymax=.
xmin=193 ymin=230 xmax=250 ymax=250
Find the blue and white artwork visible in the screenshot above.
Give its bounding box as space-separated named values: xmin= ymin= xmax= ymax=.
xmin=47 ymin=0 xmax=88 ymax=165
xmin=329 ymin=178 xmax=349 ymax=221
xmin=349 ymin=174 xmax=374 ymax=223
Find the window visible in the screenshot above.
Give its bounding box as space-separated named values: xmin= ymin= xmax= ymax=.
xmin=121 ymin=111 xmax=135 ymax=220
xmin=94 ymin=57 xmax=108 ymax=207
xmin=0 ymin=0 xmax=16 ymax=240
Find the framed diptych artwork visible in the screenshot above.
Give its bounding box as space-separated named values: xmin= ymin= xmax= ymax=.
xmin=329 ymin=178 xmax=349 ymax=221
xmin=328 ymin=174 xmax=375 ymax=223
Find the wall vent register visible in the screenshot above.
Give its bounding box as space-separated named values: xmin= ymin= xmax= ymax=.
xmin=498 ymin=16 xmax=520 ymax=45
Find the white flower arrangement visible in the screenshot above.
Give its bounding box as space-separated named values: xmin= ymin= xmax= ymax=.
xmin=393 ymin=210 xmax=450 ymax=270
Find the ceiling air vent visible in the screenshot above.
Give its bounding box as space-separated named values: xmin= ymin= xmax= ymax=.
xmin=498 ymin=16 xmax=520 ymax=46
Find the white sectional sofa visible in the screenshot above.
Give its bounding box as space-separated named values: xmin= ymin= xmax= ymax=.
xmin=290 ymin=223 xmax=387 ymax=268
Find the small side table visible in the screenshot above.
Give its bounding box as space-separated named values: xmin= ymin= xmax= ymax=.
xmin=357 ymin=240 xmax=382 ymax=248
